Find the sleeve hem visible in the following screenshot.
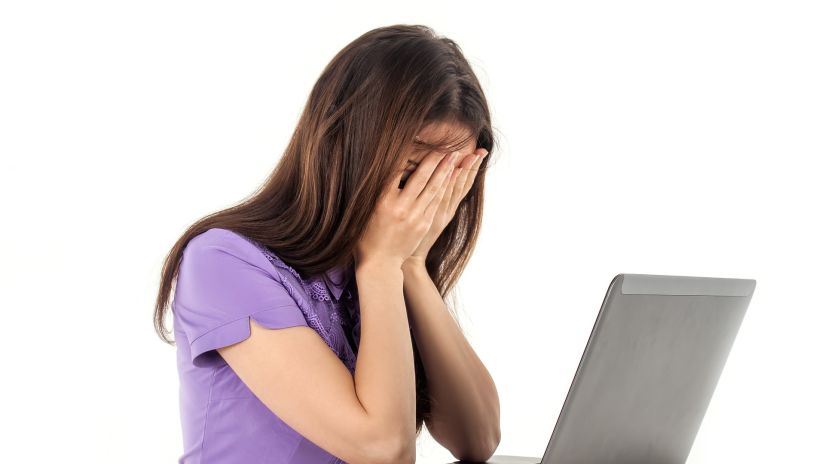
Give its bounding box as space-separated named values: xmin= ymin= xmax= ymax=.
xmin=189 ymin=305 xmax=309 ymax=366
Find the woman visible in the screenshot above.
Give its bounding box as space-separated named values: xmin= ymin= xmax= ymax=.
xmin=154 ymin=24 xmax=499 ymax=464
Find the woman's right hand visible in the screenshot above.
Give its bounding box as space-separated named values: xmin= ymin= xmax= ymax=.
xmin=355 ymin=149 xmax=459 ymax=269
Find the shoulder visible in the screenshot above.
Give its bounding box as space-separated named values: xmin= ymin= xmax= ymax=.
xmin=174 ymin=227 xmax=306 ymax=319
xmin=176 ymin=228 xmax=286 ymax=306
xmin=182 ymin=227 xmax=271 ymax=272
xmin=176 ymin=227 xmax=314 ymax=311
xmin=173 ymin=228 xmax=313 ymax=366
xmin=185 ymin=227 xmax=257 ymax=255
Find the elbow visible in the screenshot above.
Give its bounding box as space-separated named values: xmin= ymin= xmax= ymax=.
xmin=387 ymin=430 xmax=417 ymax=464
xmin=363 ymin=428 xmax=417 ymax=464
xmin=453 ymin=429 xmax=501 ymax=463
xmin=490 ymin=425 xmax=501 ymax=454
xmin=389 ymin=439 xmax=416 ymax=464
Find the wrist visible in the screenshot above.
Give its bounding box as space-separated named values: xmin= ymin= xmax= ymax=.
xmin=401 ymin=260 xmax=430 ymax=283
xmin=401 ymin=256 xmax=427 ymax=273
xmin=355 ymin=255 xmax=404 ymax=275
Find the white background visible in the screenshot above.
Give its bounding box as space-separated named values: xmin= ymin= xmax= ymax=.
xmin=1 ymin=1 xmax=822 ymax=462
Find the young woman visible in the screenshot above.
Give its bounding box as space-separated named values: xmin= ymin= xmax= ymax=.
xmin=154 ymin=24 xmax=499 ymax=464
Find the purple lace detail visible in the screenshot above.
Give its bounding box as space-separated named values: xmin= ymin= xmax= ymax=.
xmin=237 ymin=235 xmax=358 ymax=373
xmin=308 ymin=280 xmax=332 ymax=302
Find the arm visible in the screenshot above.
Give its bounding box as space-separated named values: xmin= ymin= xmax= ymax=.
xmin=401 ymin=261 xmax=501 ymax=462
xmin=353 ymin=259 xmax=418 ymax=460
xmin=218 ymin=259 xmax=417 ymax=464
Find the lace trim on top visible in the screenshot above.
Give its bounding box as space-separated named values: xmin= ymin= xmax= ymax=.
xmin=237 ymin=235 xmax=359 ymax=373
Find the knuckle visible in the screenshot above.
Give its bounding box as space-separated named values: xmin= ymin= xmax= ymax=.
xmin=389 ymin=205 xmax=405 ymax=221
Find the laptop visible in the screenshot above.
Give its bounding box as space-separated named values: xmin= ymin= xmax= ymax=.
xmin=449 ymin=273 xmax=756 ymax=464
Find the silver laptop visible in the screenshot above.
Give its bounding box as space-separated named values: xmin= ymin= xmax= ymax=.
xmin=449 ymin=273 xmax=756 ymax=464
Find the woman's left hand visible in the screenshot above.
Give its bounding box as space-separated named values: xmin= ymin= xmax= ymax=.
xmin=404 ymin=147 xmax=489 ymax=269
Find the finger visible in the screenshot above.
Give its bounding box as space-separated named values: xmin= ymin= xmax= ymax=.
xmin=444 ymin=151 xmax=477 ymax=209
xmin=413 ymin=150 xmax=458 ymax=213
xmin=398 ymin=150 xmax=450 ymax=204
xmin=442 ymin=162 xmax=462 ymax=214
xmin=442 ymin=160 xmax=466 ymax=205
xmin=460 ymin=149 xmax=488 ymax=194
xmin=452 ymin=151 xmax=479 ymax=196
xmin=425 ymin=159 xmax=455 ymax=213
xmin=424 ymin=163 xmax=454 ymax=221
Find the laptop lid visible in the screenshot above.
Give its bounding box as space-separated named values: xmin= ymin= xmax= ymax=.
xmin=540 ymin=273 xmax=756 ymax=464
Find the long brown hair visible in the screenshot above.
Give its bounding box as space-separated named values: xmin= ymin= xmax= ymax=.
xmin=154 ymin=24 xmax=497 ymax=436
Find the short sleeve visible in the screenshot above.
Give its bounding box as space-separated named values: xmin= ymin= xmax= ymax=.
xmin=173 ymin=228 xmax=309 ymax=366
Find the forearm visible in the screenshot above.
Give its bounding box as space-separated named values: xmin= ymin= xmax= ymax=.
xmin=352 ymin=259 xmax=417 ymax=451
xmin=402 ymin=263 xmax=500 ymax=451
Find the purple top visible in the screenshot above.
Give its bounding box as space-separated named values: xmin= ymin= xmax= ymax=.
xmin=173 ymin=227 xmax=361 ymax=463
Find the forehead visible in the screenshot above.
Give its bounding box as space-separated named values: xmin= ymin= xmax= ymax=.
xmin=417 ymin=122 xmax=472 ymax=143
xmin=414 ymin=121 xmax=476 ymax=154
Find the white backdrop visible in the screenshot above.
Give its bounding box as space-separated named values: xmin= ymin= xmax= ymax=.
xmin=1 ymin=1 xmax=822 ymax=462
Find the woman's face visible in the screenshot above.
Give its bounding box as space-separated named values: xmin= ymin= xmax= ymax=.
xmin=399 ymin=121 xmax=477 ymax=188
